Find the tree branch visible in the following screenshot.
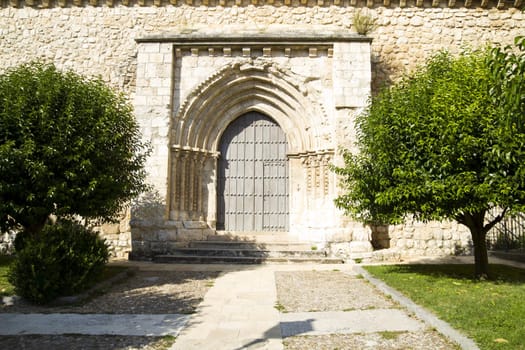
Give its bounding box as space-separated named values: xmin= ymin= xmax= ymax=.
xmin=483 ymin=207 xmax=508 ymax=234
xmin=455 ymin=212 xmax=466 ymax=226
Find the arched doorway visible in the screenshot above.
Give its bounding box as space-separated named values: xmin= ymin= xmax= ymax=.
xmin=217 ymin=112 xmax=289 ymax=232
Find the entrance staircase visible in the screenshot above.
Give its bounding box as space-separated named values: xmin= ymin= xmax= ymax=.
xmin=154 ymin=232 xmax=344 ymax=264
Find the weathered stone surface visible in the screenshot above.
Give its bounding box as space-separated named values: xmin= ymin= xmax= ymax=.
xmin=0 ymin=2 xmax=518 ymax=260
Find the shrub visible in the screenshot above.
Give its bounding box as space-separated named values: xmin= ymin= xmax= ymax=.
xmin=0 ymin=62 xmax=149 ymax=236
xmin=8 ymin=220 xmax=109 ymax=304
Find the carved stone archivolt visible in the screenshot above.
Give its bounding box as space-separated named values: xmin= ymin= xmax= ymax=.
xmin=172 ymin=58 xmax=329 ymax=154
xmin=166 ymin=38 xmax=345 ymax=230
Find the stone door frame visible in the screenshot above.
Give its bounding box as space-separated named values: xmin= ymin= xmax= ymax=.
xmin=133 ymin=30 xmax=372 ymax=251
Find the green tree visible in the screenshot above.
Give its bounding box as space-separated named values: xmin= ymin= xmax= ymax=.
xmin=0 ymin=63 xmax=149 ymax=237
xmin=488 ymin=36 xmax=525 ymax=132
xmin=334 ymin=48 xmax=525 ymax=279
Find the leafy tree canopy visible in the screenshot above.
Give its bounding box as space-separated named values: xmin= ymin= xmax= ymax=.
xmin=0 ymin=63 xmax=149 ymax=235
xmin=334 ymin=41 xmax=525 ymax=278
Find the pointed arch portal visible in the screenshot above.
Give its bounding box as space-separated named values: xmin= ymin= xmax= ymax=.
xmin=168 ymin=58 xmax=331 ymax=229
xmin=133 ymin=33 xmax=374 ymax=257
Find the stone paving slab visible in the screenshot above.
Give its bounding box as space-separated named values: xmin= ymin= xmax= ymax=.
xmin=170 ymin=268 xmax=284 ymax=350
xmin=0 ymin=313 xmax=190 ymax=336
xmin=280 ymin=309 xmax=425 ymax=337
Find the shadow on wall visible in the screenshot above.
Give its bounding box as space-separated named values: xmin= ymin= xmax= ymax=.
xmin=130 ymin=190 xmax=166 ymax=225
xmin=370 ymin=224 xmax=391 ymax=250
xmin=129 ymin=190 xmax=167 ymax=259
xmin=371 ymin=52 xmax=405 ymax=96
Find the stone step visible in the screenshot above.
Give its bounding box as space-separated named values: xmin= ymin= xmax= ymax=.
xmin=153 ymin=254 xmax=344 ymax=264
xmin=172 ymin=247 xmax=328 ymax=258
xmin=189 ymin=240 xmax=315 ymax=251
xmin=209 ymin=231 xmax=301 ymax=243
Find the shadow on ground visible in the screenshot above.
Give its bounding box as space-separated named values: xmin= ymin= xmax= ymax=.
xmin=0 ymin=334 xmax=175 ymax=350
xmin=0 ymin=269 xmax=220 ymax=314
xmin=369 ymin=263 xmax=525 ymax=284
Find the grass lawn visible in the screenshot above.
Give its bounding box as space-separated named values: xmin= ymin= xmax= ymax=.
xmin=364 ymin=264 xmax=525 ymax=350
xmin=0 ymin=255 xmax=15 ymax=296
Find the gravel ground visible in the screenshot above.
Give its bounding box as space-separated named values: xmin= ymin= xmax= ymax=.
xmin=1 ymin=267 xmax=461 ymax=349
xmin=0 ymin=335 xmax=176 ymax=350
xmin=275 ymin=270 xmax=396 ymax=312
xmin=283 ymin=331 xmax=460 ymax=350
xmin=1 ymin=270 xmax=219 ymax=314
xmin=275 ymin=270 xmax=459 ymax=350
xmin=0 ymin=268 xmax=219 ymax=350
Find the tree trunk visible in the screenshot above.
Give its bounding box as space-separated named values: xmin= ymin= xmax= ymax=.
xmin=459 ymin=211 xmax=490 ymax=279
xmin=470 ymin=227 xmax=489 ymax=280
xmin=15 ymin=217 xmax=48 ymax=251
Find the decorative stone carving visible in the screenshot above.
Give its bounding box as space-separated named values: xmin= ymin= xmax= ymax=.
xmin=169 ymin=146 xmax=218 ymax=222
xmin=173 ymin=57 xmax=330 ymax=154
xmin=293 ymin=150 xmax=334 ymax=197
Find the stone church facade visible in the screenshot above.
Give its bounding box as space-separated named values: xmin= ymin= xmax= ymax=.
xmin=1 ymin=0 xmax=523 ymax=259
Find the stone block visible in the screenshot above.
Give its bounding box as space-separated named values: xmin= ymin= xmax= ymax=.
xmin=167 ymin=241 xmax=189 ymax=251
xmin=142 ymin=43 xmax=160 ymax=53
xmin=202 ymin=228 xmax=216 ymax=237
xmin=183 ymin=221 xmax=208 ymax=229
xmin=118 ymin=240 xmax=130 ymax=247
xmin=157 ymin=229 xmax=178 ymax=241
xmin=119 ymin=220 xmax=131 ymax=233
xmin=177 ymin=228 xmax=205 ymax=241
xmin=150 ymin=241 xmax=167 ymax=253
xmin=101 ymin=223 xmax=120 ymax=235
xmin=131 ymin=240 xmax=151 ymax=254
xmin=395 ymin=238 xmax=406 ymax=249
xmin=349 ymin=240 xmax=373 ymax=254
xmin=329 ymin=242 xmax=351 ymax=258
xmin=104 ymin=234 xmax=120 ymax=241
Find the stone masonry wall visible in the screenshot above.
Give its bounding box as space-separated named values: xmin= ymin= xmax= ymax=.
xmin=1 ymin=0 xmax=522 ymax=259
xmin=1 ymin=2 xmax=522 ymax=92
xmin=370 ymin=220 xmax=472 ymax=262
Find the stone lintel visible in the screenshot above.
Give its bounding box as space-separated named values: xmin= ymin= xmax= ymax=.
xmin=136 ymin=32 xmax=372 ymax=45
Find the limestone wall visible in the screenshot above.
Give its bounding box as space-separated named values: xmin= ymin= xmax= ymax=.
xmin=1 ymin=2 xmax=522 ymax=93
xmin=0 ymin=231 xmax=16 ymax=255
xmin=1 ymin=0 xmax=521 ymax=259
xmin=369 ymin=220 xmax=472 ymax=262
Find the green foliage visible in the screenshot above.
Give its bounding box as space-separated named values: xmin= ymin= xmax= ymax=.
xmin=0 ymin=62 xmax=149 ymax=235
xmin=0 ymin=255 xmax=15 ymax=297
xmin=335 ymin=50 xmax=507 ymax=224
xmin=334 ymin=45 xmax=525 ymax=277
xmin=8 ymin=220 xmax=109 ymax=304
xmin=485 ymin=37 xmax=525 ymax=213
xmin=488 ymin=36 xmax=525 ymax=133
xmin=334 ymin=48 xmax=525 ymax=225
xmin=365 ymin=264 xmax=525 ymax=349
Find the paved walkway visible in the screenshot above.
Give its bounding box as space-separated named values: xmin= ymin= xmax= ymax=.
xmin=171 ymin=267 xmax=283 ymax=350
xmin=0 ymin=313 xmax=190 ymax=336
xmin=170 ymin=264 xmax=438 ymax=350
xmin=5 ymin=257 xmax=519 ymax=349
